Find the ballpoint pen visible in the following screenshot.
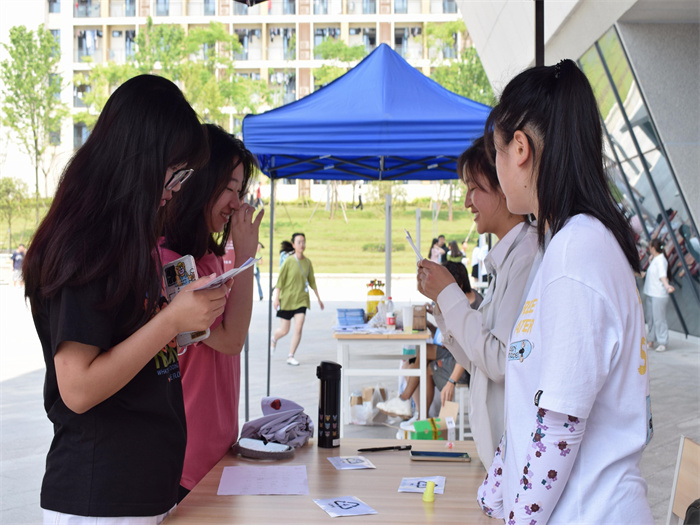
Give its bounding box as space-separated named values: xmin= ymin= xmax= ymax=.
xmin=357 ymin=445 xmax=412 ymax=452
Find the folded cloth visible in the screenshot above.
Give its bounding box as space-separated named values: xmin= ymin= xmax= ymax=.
xmin=240 ymin=397 xmax=314 ymax=448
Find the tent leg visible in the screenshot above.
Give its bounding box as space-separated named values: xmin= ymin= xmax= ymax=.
xmin=267 ymin=178 xmax=276 ymax=397
xmin=385 ymin=193 xmax=392 ymax=299
xmin=416 ymin=208 xmax=421 ymax=258
xmin=308 ymin=199 xmax=321 ymax=223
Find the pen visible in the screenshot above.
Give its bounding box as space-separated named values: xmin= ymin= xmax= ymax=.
xmin=357 ymin=445 xmax=412 ymax=452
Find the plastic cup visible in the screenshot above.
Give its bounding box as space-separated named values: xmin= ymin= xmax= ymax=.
xmin=403 ymin=306 xmax=414 ymax=332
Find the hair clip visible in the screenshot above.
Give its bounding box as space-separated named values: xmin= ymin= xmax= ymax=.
xmin=554 ymin=62 xmax=562 ymax=79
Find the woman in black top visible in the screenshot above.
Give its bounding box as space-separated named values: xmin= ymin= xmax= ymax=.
xmin=23 ymin=75 xmax=230 ymax=522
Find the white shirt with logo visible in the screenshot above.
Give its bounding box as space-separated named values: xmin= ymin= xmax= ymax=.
xmin=503 ymin=214 xmax=653 ymax=524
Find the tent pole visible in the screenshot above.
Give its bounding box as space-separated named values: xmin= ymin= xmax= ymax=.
xmin=267 ymin=174 xmax=276 ymax=397
xmin=385 ymin=192 xmax=392 ymax=299
xmin=416 ymin=208 xmax=421 ymax=258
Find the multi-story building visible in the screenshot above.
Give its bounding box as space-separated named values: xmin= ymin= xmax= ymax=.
xmin=2 ymin=0 xmax=463 ymax=190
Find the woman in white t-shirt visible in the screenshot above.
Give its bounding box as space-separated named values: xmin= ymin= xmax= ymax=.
xmin=476 ymin=60 xmax=653 ymax=524
xmin=643 ymin=238 xmax=675 ymax=352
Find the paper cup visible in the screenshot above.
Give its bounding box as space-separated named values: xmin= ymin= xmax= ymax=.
xmin=403 ymin=306 xmax=414 ymax=332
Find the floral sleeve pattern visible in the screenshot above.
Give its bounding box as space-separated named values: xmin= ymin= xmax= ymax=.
xmin=508 ymin=408 xmax=586 ymax=524
xmin=478 ymin=434 xmax=505 ymax=519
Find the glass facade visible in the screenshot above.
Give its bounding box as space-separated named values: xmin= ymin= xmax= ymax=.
xmin=579 ymin=26 xmax=700 ymax=337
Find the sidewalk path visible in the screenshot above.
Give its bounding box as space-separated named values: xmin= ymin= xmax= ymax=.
xmin=1 ymin=272 xmax=698 ymax=524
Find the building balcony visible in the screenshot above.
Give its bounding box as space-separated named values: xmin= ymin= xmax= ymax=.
xmin=109 ymin=0 xmax=136 ymax=16
xmin=74 ymin=0 xmax=101 ymax=18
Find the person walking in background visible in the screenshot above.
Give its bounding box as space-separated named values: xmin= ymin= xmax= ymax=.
xmin=272 ymin=233 xmax=324 ymax=366
xmin=416 ymin=135 xmax=537 ymax=468
xmin=22 ymin=74 xmax=228 ymax=523
xmin=254 ymin=241 xmax=264 ymax=301
xmin=475 ymin=60 xmax=652 ymax=523
xmin=279 ymin=240 xmax=294 ymax=268
xmin=446 ymin=240 xmax=463 ymax=263
xmin=161 ymin=125 xmax=263 ymax=502
xmin=437 ymin=234 xmax=447 ymax=263
xmin=255 ymin=183 xmax=262 ymax=208
xmin=355 ymin=181 xmax=364 ymax=210
xmin=10 ymin=243 xmax=26 ymax=287
xmin=429 ymin=238 xmax=445 ymax=263
xmin=643 ymin=238 xmax=675 ymax=352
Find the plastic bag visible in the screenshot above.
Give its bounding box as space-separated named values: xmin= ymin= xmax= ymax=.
xmin=350 ymin=385 xmax=387 ymax=425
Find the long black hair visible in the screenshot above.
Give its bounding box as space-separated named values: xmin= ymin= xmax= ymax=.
xmin=485 ymin=59 xmax=640 ymax=272
xmin=457 ymin=135 xmax=499 ymax=192
xmin=162 ymin=124 xmax=257 ymax=260
xmin=24 ymin=74 xmax=209 ymax=333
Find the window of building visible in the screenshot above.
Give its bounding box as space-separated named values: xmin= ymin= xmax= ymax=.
xmin=74 ymin=0 xmax=100 ymax=17
xmin=283 ymin=28 xmax=296 ymax=60
xmin=314 ymin=28 xmax=339 ymax=59
xmin=442 ymin=0 xmax=457 ymax=13
xmin=125 ymin=30 xmax=136 ymax=59
xmin=204 ymin=0 xmax=215 ymax=15
xmin=234 ymin=1 xmax=249 ymax=15
xmin=49 ymin=29 xmax=60 ymax=57
xmin=283 ymin=0 xmax=296 ymax=15
xmin=74 ymin=122 xmax=89 ymax=148
xmin=76 ymin=29 xmax=102 ymax=61
xmin=362 ymin=0 xmax=376 ymax=14
xmin=48 ymin=0 xmax=60 ymax=13
xmin=362 ymin=28 xmax=376 ymax=53
xmin=234 ymin=29 xmax=249 ymax=60
xmin=394 ymin=27 xmax=408 ymax=58
xmin=125 ymin=0 xmax=136 ymax=16
xmin=394 ymin=0 xmax=407 ymax=14
xmin=49 ymin=127 xmax=61 ymax=145
xmin=314 ymin=0 xmax=328 ymax=14
xmin=579 ymin=26 xmax=700 ymax=336
xmin=156 ymin=0 xmax=169 ymax=16
xmin=74 ymin=82 xmax=90 ymax=107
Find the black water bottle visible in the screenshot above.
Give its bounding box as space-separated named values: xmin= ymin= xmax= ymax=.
xmin=316 ymin=361 xmax=342 ymax=448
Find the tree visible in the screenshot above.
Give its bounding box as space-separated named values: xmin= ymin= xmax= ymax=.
xmin=426 ymin=21 xmax=494 ymax=106
xmin=0 ymin=177 xmax=28 ymax=250
xmin=0 ymin=25 xmax=68 ymax=223
xmin=313 ymin=38 xmax=366 ymax=89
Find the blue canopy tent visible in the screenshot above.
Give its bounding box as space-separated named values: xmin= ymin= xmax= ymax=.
xmin=242 ymin=43 xmax=491 ymax=395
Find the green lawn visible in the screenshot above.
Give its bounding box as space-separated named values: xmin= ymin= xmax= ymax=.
xmin=261 ymin=200 xmax=476 ymax=274
xmin=1 ymin=199 xmax=478 ymax=274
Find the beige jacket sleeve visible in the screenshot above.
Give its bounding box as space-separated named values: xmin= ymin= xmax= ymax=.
xmin=433 ymin=239 xmax=538 ymax=383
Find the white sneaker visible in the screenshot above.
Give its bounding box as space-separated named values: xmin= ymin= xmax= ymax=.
xmin=655 ymin=344 xmax=667 ymax=353
xmin=376 ymin=396 xmax=413 ymax=419
xmin=287 ymin=356 xmax=300 ymax=366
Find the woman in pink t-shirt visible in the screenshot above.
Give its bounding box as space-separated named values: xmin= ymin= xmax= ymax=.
xmin=160 ymin=124 xmax=264 ymax=502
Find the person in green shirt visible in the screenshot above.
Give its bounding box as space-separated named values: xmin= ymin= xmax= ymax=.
xmin=271 ymin=233 xmax=324 ymax=366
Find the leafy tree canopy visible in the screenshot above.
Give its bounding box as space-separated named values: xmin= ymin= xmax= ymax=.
xmin=313 ymin=37 xmax=366 ymax=89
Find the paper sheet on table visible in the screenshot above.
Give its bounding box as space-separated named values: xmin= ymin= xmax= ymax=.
xmin=398 ymin=476 xmax=446 ymax=494
xmin=314 ymin=496 xmax=378 ymax=518
xmin=327 ymin=456 xmax=376 ymax=470
xmin=217 ymin=465 xmax=309 ymax=495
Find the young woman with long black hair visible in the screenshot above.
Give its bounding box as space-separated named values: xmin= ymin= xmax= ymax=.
xmin=160 ymin=124 xmax=263 ymax=501
xmin=23 ymin=75 xmax=230 ymax=524
xmin=477 ymin=60 xmax=652 ymax=523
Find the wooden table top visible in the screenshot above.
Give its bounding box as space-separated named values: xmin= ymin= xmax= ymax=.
xmin=333 ymin=330 xmax=431 ymax=340
xmin=164 ymin=438 xmax=493 ymax=524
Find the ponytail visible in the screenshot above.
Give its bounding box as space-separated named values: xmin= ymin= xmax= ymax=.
xmin=485 ymin=59 xmax=640 ymax=273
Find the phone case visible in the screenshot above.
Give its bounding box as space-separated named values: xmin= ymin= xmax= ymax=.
xmin=162 ymin=254 xmax=211 ymax=347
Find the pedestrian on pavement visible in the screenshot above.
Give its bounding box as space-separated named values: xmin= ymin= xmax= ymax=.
xmin=643 ymin=237 xmax=675 ymax=352
xmin=355 ymin=181 xmax=364 ymax=210
xmin=10 ymin=243 xmax=25 ymax=287
xmin=22 ymin=74 xmax=228 ymax=523
xmin=272 ymin=232 xmax=324 ymax=366
xmin=161 ymin=124 xmax=263 ymax=502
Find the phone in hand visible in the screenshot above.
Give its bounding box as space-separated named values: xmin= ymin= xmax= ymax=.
xmin=163 ymin=255 xmax=211 ymax=347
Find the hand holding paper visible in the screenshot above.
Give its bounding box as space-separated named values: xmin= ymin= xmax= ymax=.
xmin=404 ymin=229 xmax=424 ymax=263
xmin=194 ymin=257 xmax=260 ymax=291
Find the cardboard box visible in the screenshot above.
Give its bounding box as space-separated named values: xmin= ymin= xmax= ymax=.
xmin=402 ymin=401 xmax=459 ymax=441
xmin=412 ymin=305 xmax=427 ymax=331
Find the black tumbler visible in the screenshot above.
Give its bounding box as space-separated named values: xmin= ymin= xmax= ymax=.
xmin=316 ymin=361 xmax=342 ymax=448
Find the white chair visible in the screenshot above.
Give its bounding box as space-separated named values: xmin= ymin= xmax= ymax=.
xmin=455 ymin=383 xmax=472 ymax=440
xmin=667 ymin=435 xmax=700 ymax=525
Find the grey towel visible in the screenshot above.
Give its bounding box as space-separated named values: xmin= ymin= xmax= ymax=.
xmin=240 ymin=397 xmax=314 ymax=448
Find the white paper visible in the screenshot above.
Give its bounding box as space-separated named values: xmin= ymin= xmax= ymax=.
xmin=398 ymin=476 xmax=446 ymax=494
xmin=217 ymin=465 xmax=309 ymax=495
xmin=327 ymin=456 xmax=376 ymax=470
xmin=314 ymin=496 xmax=378 ymax=518
xmin=404 ymin=229 xmax=424 ymax=262
xmin=195 ymin=257 xmax=260 ymax=291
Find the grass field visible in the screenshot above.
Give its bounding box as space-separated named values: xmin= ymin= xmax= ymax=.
xmin=261 ymin=200 xmax=476 ymax=274
xmin=1 ymin=199 xmax=479 ymax=274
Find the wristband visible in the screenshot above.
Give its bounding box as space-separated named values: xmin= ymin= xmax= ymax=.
xmin=447 ymin=378 xmax=456 ymax=385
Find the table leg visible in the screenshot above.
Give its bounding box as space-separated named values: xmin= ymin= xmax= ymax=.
xmin=419 ymin=340 xmax=427 ymax=420
xmin=339 ymin=342 xmax=350 ymax=437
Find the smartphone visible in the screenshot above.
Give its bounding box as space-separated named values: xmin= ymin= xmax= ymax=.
xmin=410 ymin=450 xmax=471 ymax=462
xmin=162 ymin=255 xmax=210 ymax=347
